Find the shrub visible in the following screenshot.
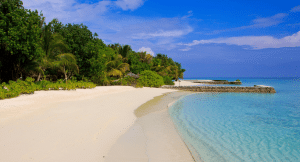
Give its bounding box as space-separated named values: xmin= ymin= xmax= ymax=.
xmin=136 ymin=70 xmax=164 ymax=88
xmin=121 ymin=76 xmax=136 ymax=86
xmin=110 ymin=76 xmax=137 ymax=86
xmin=163 ymin=76 xmax=174 ymax=85
xmin=0 ymin=77 xmax=96 ymax=100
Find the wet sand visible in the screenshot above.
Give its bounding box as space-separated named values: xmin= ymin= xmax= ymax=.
xmin=105 ymin=91 xmax=195 ymax=162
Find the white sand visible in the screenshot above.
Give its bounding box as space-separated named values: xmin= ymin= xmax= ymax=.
xmin=0 ymin=86 xmax=180 ymax=162
xmin=174 ymin=80 xmax=204 ymax=86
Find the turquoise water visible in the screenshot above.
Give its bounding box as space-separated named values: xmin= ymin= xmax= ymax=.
xmin=169 ymin=78 xmax=300 ymax=162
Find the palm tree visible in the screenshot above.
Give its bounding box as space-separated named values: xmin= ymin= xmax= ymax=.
xmin=24 ymin=59 xmax=45 ymax=80
xmin=101 ymin=71 xmax=110 ymax=86
xmin=106 ymin=54 xmax=130 ymax=84
xmin=119 ymin=45 xmax=132 ymax=62
xmin=151 ymin=63 xmax=182 ymax=80
xmin=37 ymin=19 xmax=69 ymax=81
xmin=53 ymin=53 xmax=79 ymax=84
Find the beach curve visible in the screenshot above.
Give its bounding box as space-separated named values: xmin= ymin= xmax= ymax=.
xmin=0 ymin=86 xmax=180 ymax=162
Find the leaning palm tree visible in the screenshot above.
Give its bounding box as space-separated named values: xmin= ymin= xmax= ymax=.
xmin=53 ymin=53 xmax=79 ymax=84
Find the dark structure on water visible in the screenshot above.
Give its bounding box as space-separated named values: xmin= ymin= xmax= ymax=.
xmin=190 ymin=80 xmax=242 ymax=85
xmin=161 ymin=85 xmax=276 ymax=93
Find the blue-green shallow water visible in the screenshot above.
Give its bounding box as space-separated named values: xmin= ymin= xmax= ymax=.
xmin=169 ymin=78 xmax=300 ymax=162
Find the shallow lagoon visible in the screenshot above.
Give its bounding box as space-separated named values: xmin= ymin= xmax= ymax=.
xmin=170 ymin=78 xmax=300 ymax=162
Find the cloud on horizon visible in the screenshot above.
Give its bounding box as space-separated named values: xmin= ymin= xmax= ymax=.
xmin=182 ymin=31 xmax=300 ymax=50
xmin=138 ymin=47 xmax=155 ymax=55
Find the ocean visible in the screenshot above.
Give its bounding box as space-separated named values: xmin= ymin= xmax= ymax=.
xmin=169 ymin=78 xmax=300 ymax=162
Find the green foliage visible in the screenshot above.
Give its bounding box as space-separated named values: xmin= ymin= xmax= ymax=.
xmin=151 ymin=54 xmax=185 ymax=81
xmin=127 ymin=52 xmax=151 ymax=74
xmin=88 ymin=44 xmax=115 ymax=85
xmin=111 ymin=76 xmax=137 ymax=86
xmin=136 ymin=70 xmax=164 ymax=88
xmin=0 ymin=77 xmax=96 ymax=100
xmin=163 ymin=76 xmax=175 ymax=85
xmin=107 ymin=60 xmax=130 ymax=78
xmin=0 ymin=1 xmax=186 ymax=87
xmin=53 ymin=53 xmax=79 ymax=83
xmin=108 ymin=44 xmax=132 ymax=61
xmin=122 ymin=76 xmax=136 ymax=86
xmin=236 ymin=79 xmax=241 ymax=82
xmin=0 ymin=0 xmax=44 ymax=82
xmin=58 ymin=23 xmax=94 ymax=78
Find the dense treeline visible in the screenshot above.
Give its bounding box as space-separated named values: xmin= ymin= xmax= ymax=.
xmin=0 ymin=0 xmax=185 ymax=86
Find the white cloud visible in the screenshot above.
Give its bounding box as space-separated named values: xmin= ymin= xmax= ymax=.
xmin=138 ymin=47 xmax=155 ymax=56
xmin=291 ymin=5 xmax=300 ymax=12
xmin=115 ymin=0 xmax=145 ymax=11
xmin=22 ymin=0 xmax=192 ymax=51
xmin=133 ymin=28 xmax=192 ymax=39
xmin=131 ymin=25 xmax=193 ymax=39
xmin=97 ymin=17 xmax=193 ymax=51
xmin=184 ymin=31 xmax=300 ymax=49
xmin=206 ymin=13 xmax=288 ymax=35
xmin=22 ymin=0 xmax=145 ymax=23
xmin=22 ymin=0 xmax=112 ymax=23
xmin=182 ymin=10 xmax=193 ymax=19
xmin=249 ymin=13 xmax=287 ymax=28
xmin=179 ymin=47 xmax=191 ymax=51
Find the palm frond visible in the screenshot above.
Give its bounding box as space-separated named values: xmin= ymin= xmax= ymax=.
xmin=49 ymin=33 xmax=69 ymax=58
xmin=107 ymin=69 xmax=123 ymax=77
xmin=117 ymin=63 xmax=130 ymax=74
xmin=53 ymin=53 xmax=78 ymax=73
xmin=56 ymin=53 xmax=77 ymax=63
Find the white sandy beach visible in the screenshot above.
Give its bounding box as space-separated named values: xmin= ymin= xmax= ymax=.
xmin=0 ymin=85 xmax=194 ymax=162
xmin=174 ymin=80 xmax=205 ymax=86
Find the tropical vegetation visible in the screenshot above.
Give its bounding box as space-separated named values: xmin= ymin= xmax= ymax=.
xmin=0 ymin=77 xmax=96 ymax=99
xmin=0 ymin=0 xmax=185 ymax=99
xmin=136 ymin=70 xmax=165 ymax=88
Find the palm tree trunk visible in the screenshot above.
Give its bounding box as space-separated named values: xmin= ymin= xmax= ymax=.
xmin=64 ymin=66 xmax=67 ymax=84
xmin=37 ymin=73 xmax=41 ymax=81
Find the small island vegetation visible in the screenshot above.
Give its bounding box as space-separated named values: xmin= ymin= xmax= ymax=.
xmin=0 ymin=0 xmax=185 ymax=99
xmin=136 ymin=70 xmax=164 ymax=88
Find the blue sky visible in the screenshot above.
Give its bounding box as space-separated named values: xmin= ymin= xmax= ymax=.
xmin=23 ymin=0 xmax=300 ymax=78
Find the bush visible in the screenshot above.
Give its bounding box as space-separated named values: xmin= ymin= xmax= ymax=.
xmin=136 ymin=70 xmax=164 ymax=88
xmin=118 ymin=76 xmax=136 ymax=86
xmin=110 ymin=76 xmax=137 ymax=86
xmin=0 ymin=77 xmax=96 ymax=100
xmin=163 ymin=76 xmax=174 ymax=85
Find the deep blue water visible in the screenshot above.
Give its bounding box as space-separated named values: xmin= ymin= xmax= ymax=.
xmin=169 ymin=78 xmax=300 ymax=162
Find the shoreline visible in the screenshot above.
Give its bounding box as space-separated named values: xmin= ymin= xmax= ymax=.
xmin=0 ymin=86 xmax=179 ymax=162
xmin=105 ymin=91 xmax=195 ymax=162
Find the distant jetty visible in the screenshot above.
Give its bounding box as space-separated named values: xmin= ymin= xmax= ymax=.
xmin=189 ymin=80 xmax=242 ymax=85
xmin=161 ymin=85 xmax=276 ymax=93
